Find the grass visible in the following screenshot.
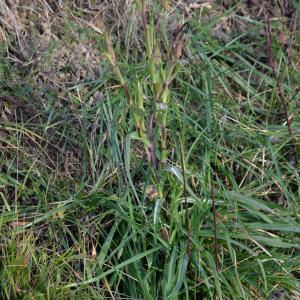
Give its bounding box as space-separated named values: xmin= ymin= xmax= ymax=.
xmin=0 ymin=1 xmax=300 ymax=299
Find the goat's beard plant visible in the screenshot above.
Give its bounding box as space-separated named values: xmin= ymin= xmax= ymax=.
xmin=104 ymin=0 xmax=185 ymax=201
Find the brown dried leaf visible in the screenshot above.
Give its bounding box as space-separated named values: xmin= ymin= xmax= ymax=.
xmin=160 ymin=227 xmax=169 ymax=242
xmin=10 ymin=220 xmax=28 ymax=227
xmin=175 ymin=41 xmax=184 ymax=60
xmin=91 ymin=244 xmax=97 ymax=260
xmin=146 ymin=185 xmax=158 ymax=199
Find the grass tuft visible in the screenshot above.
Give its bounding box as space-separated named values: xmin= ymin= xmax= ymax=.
xmin=1 ymin=1 xmax=300 ymax=299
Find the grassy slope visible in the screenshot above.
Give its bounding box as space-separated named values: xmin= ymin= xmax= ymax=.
xmin=0 ymin=1 xmax=300 ymax=299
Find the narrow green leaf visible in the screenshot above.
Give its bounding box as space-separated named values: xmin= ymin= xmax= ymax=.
xmin=65 ymin=246 xmax=161 ymax=288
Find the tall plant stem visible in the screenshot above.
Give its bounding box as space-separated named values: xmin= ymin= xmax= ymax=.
xmin=180 ymin=139 xmax=190 ymax=259
xmin=263 ymin=6 xmax=292 ymax=135
xmin=211 ymin=180 xmax=218 ymax=273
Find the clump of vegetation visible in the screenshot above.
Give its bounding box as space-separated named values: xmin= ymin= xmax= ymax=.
xmin=0 ymin=0 xmax=300 ymax=299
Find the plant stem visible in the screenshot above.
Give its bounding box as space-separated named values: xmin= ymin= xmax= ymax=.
xmin=263 ymin=6 xmax=292 ymax=135
xmin=211 ymin=180 xmax=218 ymax=273
xmin=180 ymin=139 xmax=190 ymax=259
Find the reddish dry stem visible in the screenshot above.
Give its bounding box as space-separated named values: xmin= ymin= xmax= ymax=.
xmin=211 ymin=182 xmax=219 ymax=273
xmin=168 ymin=22 xmax=188 ymax=60
xmin=180 ymin=145 xmax=191 ymax=259
xmin=141 ymin=0 xmax=148 ymax=33
xmin=263 ymin=7 xmax=292 ymax=135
